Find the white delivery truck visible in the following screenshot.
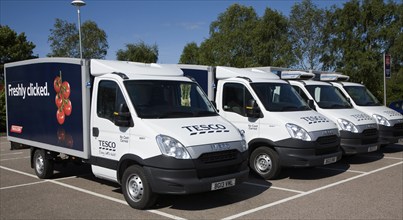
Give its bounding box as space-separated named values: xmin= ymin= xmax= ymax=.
xmin=179 ymin=65 xmax=342 ymax=180
xmin=312 ymin=71 xmax=403 ymax=145
xmin=265 ymin=69 xmax=381 ymax=155
xmin=4 ymin=58 xmax=249 ymax=209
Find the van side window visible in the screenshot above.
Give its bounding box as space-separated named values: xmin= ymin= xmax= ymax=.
xmin=97 ymin=81 xmax=126 ymax=122
xmin=223 ymin=83 xmax=252 ymax=116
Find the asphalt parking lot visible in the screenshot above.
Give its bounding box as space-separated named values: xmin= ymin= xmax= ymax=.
xmin=1 ymin=136 xmax=402 ymax=220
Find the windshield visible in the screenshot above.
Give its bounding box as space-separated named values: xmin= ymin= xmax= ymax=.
xmin=306 ymin=85 xmax=352 ymax=109
xmin=251 ymin=83 xmax=310 ymax=112
xmin=344 ymin=86 xmax=382 ymax=106
xmin=124 ymin=80 xmax=217 ymax=118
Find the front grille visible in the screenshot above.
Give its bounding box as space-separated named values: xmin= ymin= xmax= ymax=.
xmin=394 ymin=123 xmax=403 ymax=129
xmin=393 ymin=123 xmax=403 ymax=137
xmin=196 ymin=150 xmax=244 ymax=179
xmin=199 ymin=150 xmax=238 ymax=164
xmin=363 ymin=128 xmax=378 ymax=137
xmin=317 ymin=135 xmax=339 ymax=145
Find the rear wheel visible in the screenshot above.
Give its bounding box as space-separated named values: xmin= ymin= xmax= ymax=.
xmin=250 ymin=147 xmax=281 ymax=180
xmin=33 ymin=149 xmax=54 ymax=179
xmin=122 ymin=165 xmax=157 ymax=209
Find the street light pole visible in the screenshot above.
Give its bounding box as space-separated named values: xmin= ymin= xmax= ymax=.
xmin=71 ymin=0 xmax=86 ymax=59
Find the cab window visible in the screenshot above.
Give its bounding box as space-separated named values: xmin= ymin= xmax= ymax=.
xmin=97 ymin=80 xmax=126 ymax=122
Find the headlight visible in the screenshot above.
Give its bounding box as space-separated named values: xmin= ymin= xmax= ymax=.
xmin=156 ymin=135 xmax=191 ymax=159
xmin=337 ymin=118 xmax=359 ymax=133
xmin=286 ymin=123 xmax=312 ymax=141
xmin=238 ymin=129 xmax=248 ymax=152
xmin=372 ymin=114 xmax=391 ymax=126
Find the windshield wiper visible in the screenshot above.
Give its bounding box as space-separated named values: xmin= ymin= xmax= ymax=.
xmin=157 ymin=111 xmax=194 ymax=119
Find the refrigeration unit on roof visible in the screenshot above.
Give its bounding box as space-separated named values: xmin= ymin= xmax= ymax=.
xmin=319 ymin=73 xmax=350 ymax=82
xmin=280 ymin=70 xmax=315 ymax=80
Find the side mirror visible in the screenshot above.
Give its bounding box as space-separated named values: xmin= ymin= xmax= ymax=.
xmin=246 ymin=99 xmax=261 ymax=118
xmin=307 ymin=99 xmax=316 ymax=110
xmin=114 ymin=103 xmax=133 ymax=127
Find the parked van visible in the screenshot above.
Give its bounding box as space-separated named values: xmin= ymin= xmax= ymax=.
xmin=4 ymin=58 xmax=249 ymax=209
xmin=179 ymin=65 xmax=342 ymax=179
xmin=260 ymin=69 xmax=381 ymax=155
xmin=312 ymin=71 xmax=403 ymax=145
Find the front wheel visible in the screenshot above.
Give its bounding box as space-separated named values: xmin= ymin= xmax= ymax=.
xmin=33 ymin=149 xmax=54 ymax=179
xmin=250 ymin=147 xmax=281 ymax=180
xmin=121 ymin=165 xmax=157 ymax=209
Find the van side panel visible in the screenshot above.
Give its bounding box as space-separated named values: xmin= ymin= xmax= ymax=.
xmin=5 ymin=59 xmax=89 ymax=158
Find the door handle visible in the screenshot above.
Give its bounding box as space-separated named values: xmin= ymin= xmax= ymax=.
xmin=93 ymin=127 xmax=99 ymax=137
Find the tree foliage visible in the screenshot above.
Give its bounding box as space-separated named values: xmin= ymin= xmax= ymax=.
xmin=321 ymin=0 xmax=402 ymax=103
xmin=0 ymin=25 xmax=36 ymax=77
xmin=289 ymin=0 xmax=325 ymax=70
xmin=48 ymin=19 xmax=108 ymax=59
xmin=116 ymin=41 xmax=158 ymax=63
xmin=179 ymin=42 xmax=200 ymax=64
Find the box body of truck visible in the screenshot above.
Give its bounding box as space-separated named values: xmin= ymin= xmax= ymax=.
xmin=5 ymin=58 xmax=249 ymax=209
xmin=180 ymin=65 xmax=342 ymax=179
xmin=5 ymin=58 xmax=90 ymax=159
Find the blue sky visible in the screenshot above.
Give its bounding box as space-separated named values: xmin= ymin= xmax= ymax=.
xmin=1 ymin=0 xmax=348 ymax=64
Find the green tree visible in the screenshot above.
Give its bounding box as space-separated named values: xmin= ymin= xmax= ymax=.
xmin=0 ymin=25 xmax=36 ymax=78
xmin=321 ymin=0 xmax=402 ymax=102
xmin=254 ymin=8 xmax=295 ymax=67
xmin=48 ymin=19 xmax=108 ymax=59
xmin=116 ymin=41 xmax=158 ymax=63
xmin=289 ymin=0 xmax=325 ymax=70
xmin=200 ymin=4 xmax=259 ymax=67
xmin=179 ymin=42 xmax=200 ymax=64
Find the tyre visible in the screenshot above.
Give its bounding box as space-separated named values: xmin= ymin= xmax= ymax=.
xmin=250 ymin=147 xmax=281 ymax=180
xmin=121 ymin=165 xmax=157 ymax=209
xmin=33 ymin=149 xmax=54 ymax=179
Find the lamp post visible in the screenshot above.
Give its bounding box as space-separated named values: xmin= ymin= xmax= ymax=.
xmin=71 ymin=0 xmax=86 ymax=59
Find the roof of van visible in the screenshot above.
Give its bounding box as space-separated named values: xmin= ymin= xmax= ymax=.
xmin=90 ymin=59 xmax=183 ymax=77
xmin=216 ymin=66 xmax=280 ymax=80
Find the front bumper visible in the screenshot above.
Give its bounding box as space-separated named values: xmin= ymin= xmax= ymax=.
xmin=378 ymin=123 xmax=403 ymax=145
xmin=340 ymin=129 xmax=380 ymax=154
xmin=144 ymin=151 xmax=249 ymax=194
xmin=274 ymin=135 xmax=342 ymax=167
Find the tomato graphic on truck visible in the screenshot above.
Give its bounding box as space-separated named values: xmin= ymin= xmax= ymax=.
xmin=54 ymin=71 xmax=72 ymax=125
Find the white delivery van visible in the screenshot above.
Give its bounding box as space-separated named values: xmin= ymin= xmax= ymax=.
xmin=4 ymin=58 xmax=249 ymax=209
xmin=179 ymin=65 xmax=342 ymax=180
xmin=312 ymin=71 xmax=403 ymax=145
xmin=270 ymin=69 xmax=381 ymax=155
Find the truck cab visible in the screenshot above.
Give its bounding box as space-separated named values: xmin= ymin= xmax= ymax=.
xmin=314 ymin=72 xmax=403 ymax=145
xmin=278 ymin=70 xmax=381 ymax=155
xmin=180 ymin=65 xmax=342 ymax=180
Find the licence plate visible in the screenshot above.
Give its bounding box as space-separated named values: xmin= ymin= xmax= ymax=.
xmin=211 ymin=178 xmax=236 ymax=190
xmin=368 ymin=145 xmax=378 ymax=152
xmin=324 ymin=156 xmax=337 ymax=165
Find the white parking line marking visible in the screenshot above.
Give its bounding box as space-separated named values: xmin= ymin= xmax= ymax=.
xmin=244 ymin=182 xmax=305 ymax=194
xmin=0 ymin=152 xmax=24 ymax=156
xmin=316 ymin=167 xmax=366 ymax=174
xmin=1 ymin=181 xmax=47 ymax=190
xmin=223 ymin=161 xmax=403 ymax=220
xmin=0 ymin=165 xmax=186 ymax=220
xmin=0 ymin=156 xmax=30 ymax=161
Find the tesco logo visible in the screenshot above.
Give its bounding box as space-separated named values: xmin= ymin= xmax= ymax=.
xmin=182 ymin=124 xmax=229 ymax=136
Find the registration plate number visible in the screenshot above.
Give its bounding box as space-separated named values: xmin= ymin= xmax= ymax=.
xmin=324 ymin=156 xmax=337 ymax=165
xmin=368 ymin=145 xmax=378 ymax=152
xmin=211 ymin=178 xmax=236 ymax=190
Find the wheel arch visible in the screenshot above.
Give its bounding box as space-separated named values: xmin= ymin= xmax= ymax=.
xmin=117 ymin=154 xmax=145 ymax=184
